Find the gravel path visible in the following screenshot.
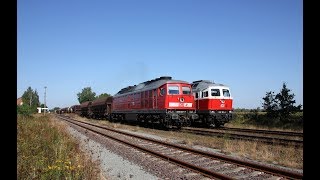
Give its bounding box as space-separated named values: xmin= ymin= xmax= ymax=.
xmin=66 ymin=124 xmax=159 ymax=180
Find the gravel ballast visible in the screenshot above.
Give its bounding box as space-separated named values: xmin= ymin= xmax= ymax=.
xmin=66 ymin=124 xmax=159 ymax=180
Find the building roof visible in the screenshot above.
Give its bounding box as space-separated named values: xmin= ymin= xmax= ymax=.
xmin=17 ymin=97 xmax=23 ymax=106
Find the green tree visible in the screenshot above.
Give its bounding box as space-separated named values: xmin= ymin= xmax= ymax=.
xmin=275 ymin=82 xmax=302 ymax=120
xmin=17 ymin=104 xmax=33 ymax=117
xmin=77 ymin=87 xmax=96 ymax=104
xmin=95 ymin=93 xmax=111 ymax=99
xmin=40 ymin=104 xmax=48 ymax=108
xmin=262 ymin=91 xmax=278 ymax=117
xmin=21 ymin=87 xmax=40 ymax=113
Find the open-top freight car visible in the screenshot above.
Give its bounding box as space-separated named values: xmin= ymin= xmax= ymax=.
xmin=59 ymin=107 xmax=69 ymax=114
xmin=88 ymin=96 xmax=113 ymax=119
xmin=111 ymin=76 xmax=198 ymax=128
xmin=70 ymin=105 xmax=81 ymax=115
xmin=80 ymin=101 xmax=92 ymax=117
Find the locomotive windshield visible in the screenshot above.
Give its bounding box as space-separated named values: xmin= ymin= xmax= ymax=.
xmin=211 ymin=89 xmax=220 ymax=96
xmin=223 ymin=89 xmax=230 ymax=97
xmin=168 ymin=85 xmax=179 ymax=94
xmin=182 ymin=86 xmax=191 ymax=94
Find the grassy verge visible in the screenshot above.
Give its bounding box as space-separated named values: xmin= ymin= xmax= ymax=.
xmin=227 ymin=112 xmax=303 ymax=131
xmin=169 ymin=130 xmax=302 ymax=169
xmin=17 ymin=114 xmax=101 ymax=179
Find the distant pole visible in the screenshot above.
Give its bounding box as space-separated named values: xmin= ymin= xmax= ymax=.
xmin=29 ymin=91 xmax=32 ymax=106
xmin=44 ymin=86 xmax=47 ymax=114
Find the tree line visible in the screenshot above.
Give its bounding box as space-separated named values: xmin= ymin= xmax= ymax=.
xmin=76 ymin=87 xmax=111 ymax=104
xmin=18 ymin=83 xmax=302 ymax=122
xmin=50 ymin=87 xmax=112 ymax=111
xmin=17 ymin=87 xmax=42 ymax=115
xmin=261 ymin=82 xmax=302 ymax=122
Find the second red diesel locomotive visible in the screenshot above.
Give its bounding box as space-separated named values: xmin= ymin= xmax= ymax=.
xmin=191 ymin=80 xmax=233 ymax=127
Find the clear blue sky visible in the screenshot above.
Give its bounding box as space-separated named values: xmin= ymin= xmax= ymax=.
xmin=17 ymin=0 xmax=303 ymax=109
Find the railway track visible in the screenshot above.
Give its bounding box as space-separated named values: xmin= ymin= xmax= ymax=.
xmin=62 ymin=113 xmax=303 ymax=146
xmin=218 ymin=127 xmax=303 ymax=137
xmin=57 ymin=115 xmax=303 ymax=179
xmin=181 ymin=127 xmax=303 ymax=147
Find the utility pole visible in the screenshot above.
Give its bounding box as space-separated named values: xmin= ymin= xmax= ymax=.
xmin=44 ymin=86 xmax=47 ymax=114
xmin=29 ymin=90 xmax=32 ymax=106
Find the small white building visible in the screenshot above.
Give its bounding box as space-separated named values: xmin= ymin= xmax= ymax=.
xmin=37 ymin=107 xmax=49 ymax=113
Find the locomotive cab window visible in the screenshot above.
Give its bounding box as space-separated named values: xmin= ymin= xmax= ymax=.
xmin=211 ymin=89 xmax=220 ymax=96
xmin=182 ymin=86 xmax=191 ymax=94
xmin=202 ymin=91 xmax=208 ymax=98
xmin=223 ymin=89 xmax=230 ymax=97
xmin=160 ymin=88 xmax=166 ymax=96
xmin=168 ymin=85 xmax=179 ymax=95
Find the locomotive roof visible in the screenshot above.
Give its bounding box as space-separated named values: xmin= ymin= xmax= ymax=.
xmin=191 ymin=80 xmax=228 ymax=91
xmin=114 ymin=76 xmax=189 ymax=97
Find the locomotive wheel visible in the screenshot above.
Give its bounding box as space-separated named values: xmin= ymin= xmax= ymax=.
xmin=214 ymin=120 xmax=221 ymax=128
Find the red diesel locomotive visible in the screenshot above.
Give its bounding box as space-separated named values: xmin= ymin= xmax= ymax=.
xmin=191 ymin=80 xmax=233 ymax=127
xmin=111 ymin=76 xmax=198 ymax=128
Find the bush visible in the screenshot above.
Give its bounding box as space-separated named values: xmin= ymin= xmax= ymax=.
xmin=231 ymin=111 xmax=303 ymax=130
xmin=17 ymin=104 xmax=33 ymax=117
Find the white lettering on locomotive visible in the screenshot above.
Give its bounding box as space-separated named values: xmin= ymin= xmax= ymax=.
xmin=169 ymin=102 xmax=192 ymax=107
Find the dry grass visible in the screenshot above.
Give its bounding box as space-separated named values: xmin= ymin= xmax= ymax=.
xmin=17 ymin=114 xmax=103 ymax=179
xmin=165 ymin=131 xmax=303 ymax=169
xmin=225 ymin=122 xmax=303 ymax=133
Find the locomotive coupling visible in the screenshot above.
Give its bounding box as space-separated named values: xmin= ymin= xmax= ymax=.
xmin=191 ymin=114 xmax=199 ymax=120
xmin=171 ymin=113 xmax=179 ymax=120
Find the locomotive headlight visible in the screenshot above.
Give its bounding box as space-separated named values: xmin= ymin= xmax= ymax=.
xmin=179 ymin=97 xmax=184 ymax=102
